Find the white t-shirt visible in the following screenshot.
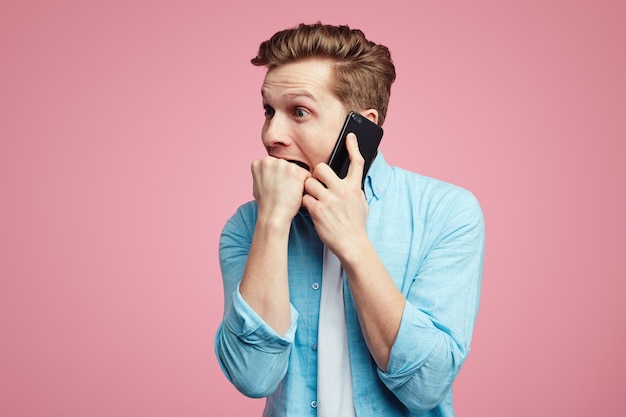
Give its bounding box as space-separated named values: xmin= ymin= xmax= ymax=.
xmin=317 ymin=246 xmax=357 ymax=417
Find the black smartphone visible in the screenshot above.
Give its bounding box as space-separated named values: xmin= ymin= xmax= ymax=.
xmin=328 ymin=111 xmax=384 ymax=189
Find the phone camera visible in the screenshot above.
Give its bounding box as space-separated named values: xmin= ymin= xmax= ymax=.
xmin=352 ymin=113 xmax=363 ymax=124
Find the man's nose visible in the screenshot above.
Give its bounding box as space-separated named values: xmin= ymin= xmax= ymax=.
xmin=262 ymin=115 xmax=292 ymax=148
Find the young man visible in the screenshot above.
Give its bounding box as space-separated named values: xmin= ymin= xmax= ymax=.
xmin=215 ymin=23 xmax=484 ymax=417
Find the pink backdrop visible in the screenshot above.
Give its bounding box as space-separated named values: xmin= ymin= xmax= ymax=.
xmin=1 ymin=1 xmax=624 ymax=416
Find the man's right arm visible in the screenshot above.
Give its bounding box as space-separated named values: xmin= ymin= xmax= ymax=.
xmin=215 ymin=203 xmax=298 ymax=397
xmin=237 ymin=205 xmax=293 ymax=335
xmin=215 ymin=157 xmax=309 ymax=397
xmin=239 ymin=156 xmax=309 ymax=334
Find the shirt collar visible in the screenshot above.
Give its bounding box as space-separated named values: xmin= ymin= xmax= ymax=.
xmin=364 ymin=151 xmax=392 ymax=202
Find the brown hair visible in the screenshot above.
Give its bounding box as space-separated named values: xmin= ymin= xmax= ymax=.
xmin=251 ymin=23 xmax=396 ymax=125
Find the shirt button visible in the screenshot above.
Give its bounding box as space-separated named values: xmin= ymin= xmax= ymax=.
xmin=311 ymin=282 xmax=319 ymax=290
xmin=311 ymin=400 xmax=318 ymax=409
xmin=311 ymin=343 xmax=317 ymax=351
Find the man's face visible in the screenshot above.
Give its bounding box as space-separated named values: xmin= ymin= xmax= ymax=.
xmin=260 ymin=58 xmax=349 ymax=171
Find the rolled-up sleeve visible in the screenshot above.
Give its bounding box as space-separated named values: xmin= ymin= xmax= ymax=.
xmin=216 ymin=286 xmax=298 ymax=397
xmin=214 ymin=203 xmax=298 ymax=398
xmin=377 ymin=191 xmax=484 ymax=413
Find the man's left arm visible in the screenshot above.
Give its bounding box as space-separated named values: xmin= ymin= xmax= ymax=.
xmin=344 ymin=190 xmax=484 ymax=413
xmin=303 ymin=134 xmax=407 ymax=371
xmin=304 ymin=135 xmax=484 ymax=412
xmin=376 ymin=191 xmax=484 ymax=411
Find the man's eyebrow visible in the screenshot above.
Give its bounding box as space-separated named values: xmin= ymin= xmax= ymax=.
xmin=283 ymin=91 xmax=316 ymax=100
xmin=261 ymin=89 xmax=316 ymax=101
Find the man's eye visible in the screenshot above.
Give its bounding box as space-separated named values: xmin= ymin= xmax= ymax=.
xmin=294 ymin=108 xmax=309 ymax=118
xmin=264 ymin=105 xmax=275 ymax=118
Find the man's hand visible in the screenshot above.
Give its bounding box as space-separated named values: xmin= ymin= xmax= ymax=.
xmin=241 ymin=156 xmax=310 ymax=336
xmin=302 ymin=133 xmax=369 ymax=260
xmin=252 ymin=156 xmax=311 ymax=226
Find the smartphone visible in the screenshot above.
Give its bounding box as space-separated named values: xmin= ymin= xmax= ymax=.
xmin=328 ymin=111 xmax=384 ymax=189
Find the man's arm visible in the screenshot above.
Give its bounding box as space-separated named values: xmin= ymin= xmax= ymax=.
xmin=215 ymin=157 xmax=309 ymax=397
xmin=303 ymin=134 xmax=404 ymax=370
xmin=337 ymin=238 xmax=406 ymax=371
xmin=376 ymin=192 xmax=484 ymax=411
xmin=303 ymin=135 xmax=484 ymax=412
xmin=238 ymin=207 xmax=292 ymax=335
xmin=239 ymin=156 xmax=310 ymax=335
xmin=215 ymin=204 xmax=298 ymax=398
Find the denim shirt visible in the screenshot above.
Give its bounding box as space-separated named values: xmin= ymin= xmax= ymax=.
xmin=215 ymin=153 xmax=484 ymax=416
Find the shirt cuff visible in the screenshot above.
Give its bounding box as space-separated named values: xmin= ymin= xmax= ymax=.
xmin=379 ymin=303 xmax=439 ymax=379
xmin=224 ymin=284 xmax=298 ymax=353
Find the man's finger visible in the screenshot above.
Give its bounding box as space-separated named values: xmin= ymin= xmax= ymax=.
xmin=346 ymin=133 xmax=365 ymax=184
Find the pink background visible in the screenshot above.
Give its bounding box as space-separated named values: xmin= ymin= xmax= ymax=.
xmin=1 ymin=1 xmax=624 ymax=416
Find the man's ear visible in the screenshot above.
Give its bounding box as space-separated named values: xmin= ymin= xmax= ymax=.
xmin=361 ymin=109 xmax=380 ymax=125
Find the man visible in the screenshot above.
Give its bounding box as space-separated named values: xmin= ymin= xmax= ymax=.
xmin=215 ymin=23 xmax=484 ymax=416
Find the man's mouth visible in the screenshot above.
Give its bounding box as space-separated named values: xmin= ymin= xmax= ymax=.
xmin=287 ymin=160 xmax=310 ymax=171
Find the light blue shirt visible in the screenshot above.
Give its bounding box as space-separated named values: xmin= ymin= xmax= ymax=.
xmin=215 ymin=153 xmax=484 ymax=416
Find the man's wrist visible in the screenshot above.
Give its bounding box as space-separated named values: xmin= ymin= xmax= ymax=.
xmin=255 ymin=210 xmax=293 ymax=236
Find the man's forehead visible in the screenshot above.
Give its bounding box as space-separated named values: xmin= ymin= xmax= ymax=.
xmin=261 ymin=59 xmax=333 ymax=99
